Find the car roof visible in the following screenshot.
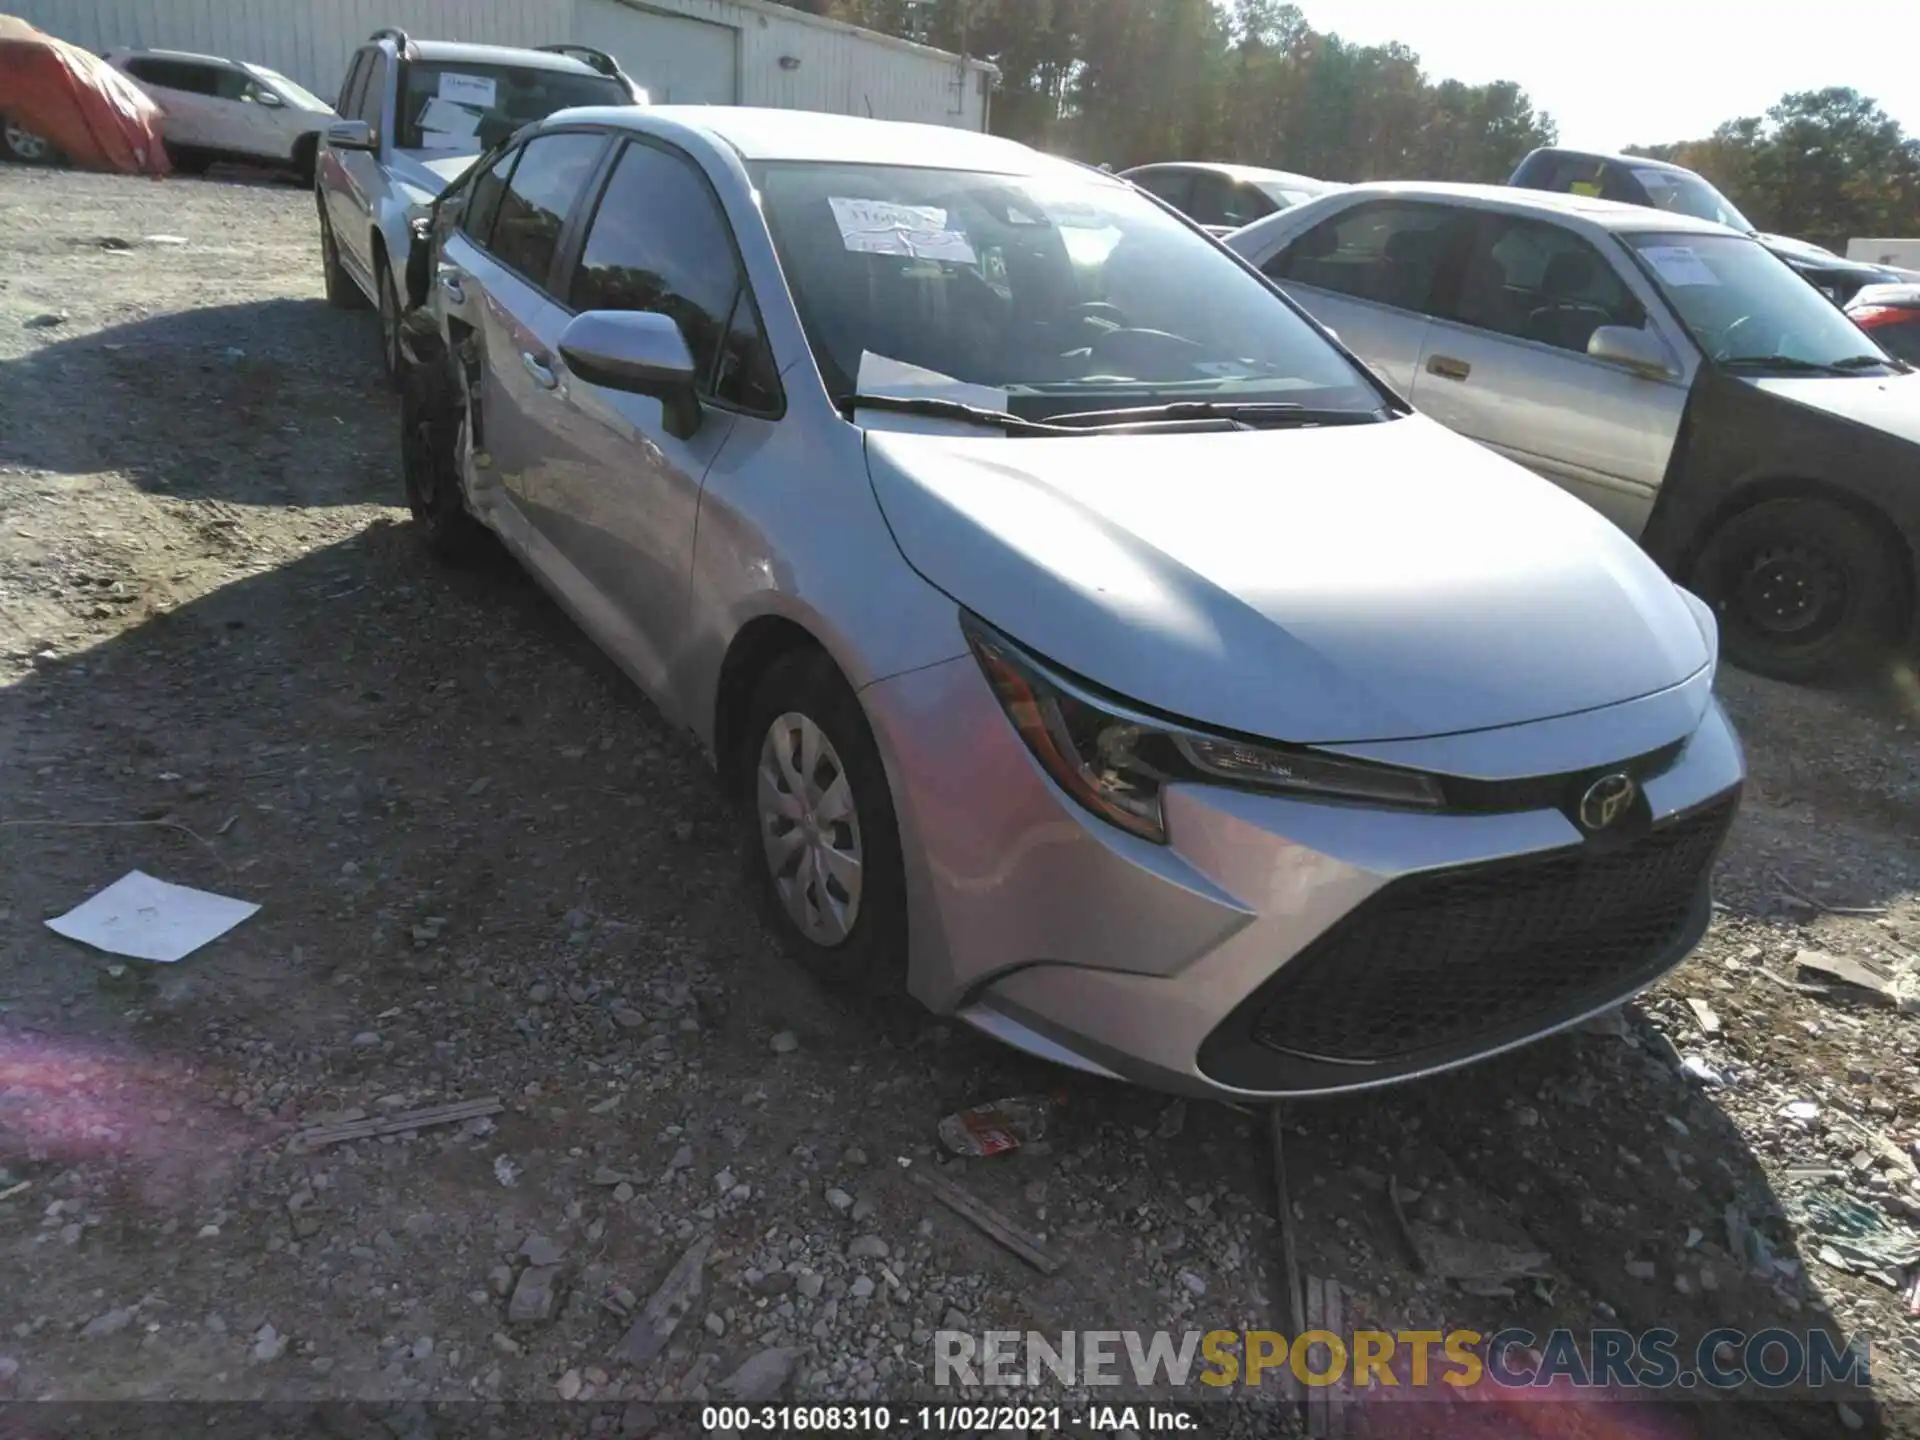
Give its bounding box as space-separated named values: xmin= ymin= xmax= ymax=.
xmin=110 ymin=46 xmax=240 ymax=66
xmin=1526 ymin=146 xmax=1692 ymax=176
xmin=549 ymin=105 xmax=1088 ymax=175
xmin=1325 ymin=180 xmax=1739 ymax=236
xmin=1125 ymin=160 xmax=1329 ymax=188
xmin=406 ymin=39 xmax=604 ymax=75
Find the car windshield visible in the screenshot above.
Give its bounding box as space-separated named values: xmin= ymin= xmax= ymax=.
xmin=397 ymin=61 xmax=628 ymax=152
xmin=1627 ymin=165 xmax=1753 ymax=232
xmin=1628 ymin=232 xmax=1895 ymax=369
xmin=750 ymin=161 xmax=1380 ymax=420
xmin=251 ymin=66 xmax=328 ymax=110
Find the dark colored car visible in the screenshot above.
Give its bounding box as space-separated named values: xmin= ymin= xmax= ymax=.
xmin=1848 ymin=284 xmax=1920 ymax=364
xmin=1509 ymin=147 xmax=1900 ymax=305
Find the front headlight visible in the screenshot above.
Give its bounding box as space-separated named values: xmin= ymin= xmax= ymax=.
xmin=961 ymin=613 xmax=1443 ymax=844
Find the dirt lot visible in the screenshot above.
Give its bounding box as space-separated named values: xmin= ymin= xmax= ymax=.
xmin=2 ymin=165 xmax=1919 ymax=1438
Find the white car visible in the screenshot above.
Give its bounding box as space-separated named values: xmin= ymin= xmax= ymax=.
xmin=104 ymin=47 xmax=335 ymax=183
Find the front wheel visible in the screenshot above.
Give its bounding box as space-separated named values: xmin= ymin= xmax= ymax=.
xmin=2 ymin=115 xmax=56 ymax=165
xmin=1689 ymin=496 xmax=1907 ymax=684
xmin=738 ymin=649 xmax=908 ymax=992
xmin=377 ymin=257 xmax=403 ymax=385
xmin=318 ymin=202 xmax=367 ymax=310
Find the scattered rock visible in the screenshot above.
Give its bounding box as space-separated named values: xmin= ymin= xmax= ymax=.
xmin=1625 ymin=1260 xmax=1658 ymax=1281
xmin=508 ymin=1265 xmax=561 ymax=1324
xmin=770 ymin=1030 xmax=799 ymax=1054
xmin=848 ymin=1235 xmax=889 ymax=1260
xmin=557 ymin=1367 xmax=583 ymax=1400
xmin=0 ymin=1356 xmax=19 ymax=1398
xmin=519 ymin=1234 xmax=565 ymax=1267
xmin=796 ymin=1272 xmax=824 ymax=1300
xmin=350 ymin=1031 xmax=381 ymax=1049
xmin=250 ymin=1325 xmax=286 ymax=1364
xmin=825 ymin=1188 xmax=854 ymax=1213
xmin=24 ymin=313 xmax=67 ymax=330
xmin=722 ymin=1347 xmax=802 ymax=1404
xmin=704 ymin=1312 xmax=725 ymax=1337
xmin=80 ymin=1309 xmax=132 ymax=1341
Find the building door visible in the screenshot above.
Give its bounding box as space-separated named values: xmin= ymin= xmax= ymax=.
xmin=574 ymin=0 xmax=739 ymax=104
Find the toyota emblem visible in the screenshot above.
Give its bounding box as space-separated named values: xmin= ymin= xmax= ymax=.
xmin=1578 ymin=773 xmax=1638 ymax=832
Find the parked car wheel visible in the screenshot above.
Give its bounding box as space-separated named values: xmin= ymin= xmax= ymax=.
xmin=1690 ymin=496 xmax=1907 ymax=684
xmin=399 ymin=359 xmax=496 ymax=564
xmin=738 ymin=648 xmax=907 ymax=992
xmin=317 ymin=203 xmax=366 ymax=311
xmin=169 ymin=145 xmax=212 ymax=176
xmin=377 ymin=257 xmax=403 ymax=384
xmin=291 ymin=134 xmax=318 ymax=188
xmin=2 ymin=116 xmax=57 ymax=164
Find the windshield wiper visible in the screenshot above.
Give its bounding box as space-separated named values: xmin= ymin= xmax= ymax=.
xmin=1720 ymin=351 xmax=1850 ymax=368
xmin=1046 ymin=400 xmax=1384 ymax=429
xmin=837 ymin=393 xmax=1243 ymax=435
xmin=1829 ymin=354 xmax=1902 ymax=371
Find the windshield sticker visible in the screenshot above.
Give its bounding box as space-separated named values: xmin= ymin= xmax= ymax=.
xmin=437 ymin=72 xmax=497 ymax=108
xmin=1194 ymin=361 xmax=1260 ymax=380
xmin=855 ymin=351 xmax=1008 ymax=413
xmin=829 ymin=198 xmax=978 ymax=265
xmin=418 ymin=96 xmax=481 ymax=138
xmin=420 ymin=131 xmax=473 ymax=150
xmin=1640 ymin=244 xmax=1721 ymax=287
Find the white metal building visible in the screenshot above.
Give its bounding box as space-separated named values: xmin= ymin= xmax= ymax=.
xmin=9 ymin=0 xmax=998 ymax=129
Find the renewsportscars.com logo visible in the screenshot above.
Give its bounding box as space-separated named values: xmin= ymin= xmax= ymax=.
xmin=934 ymin=1327 xmax=1871 ymax=1392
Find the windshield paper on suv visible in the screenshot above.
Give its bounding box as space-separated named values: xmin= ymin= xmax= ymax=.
xmin=1629 ymin=233 xmax=1894 ymax=369
xmin=1628 ymin=166 xmax=1753 ymax=232
xmin=751 ymin=162 xmax=1380 ymax=421
xmin=399 ymin=62 xmax=627 ymax=152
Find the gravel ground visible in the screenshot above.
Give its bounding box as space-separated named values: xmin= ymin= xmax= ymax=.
xmin=2 ymin=165 xmax=1919 ymax=1438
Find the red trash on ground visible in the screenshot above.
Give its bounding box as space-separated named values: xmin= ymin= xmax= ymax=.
xmin=0 ymin=14 xmax=170 ymax=175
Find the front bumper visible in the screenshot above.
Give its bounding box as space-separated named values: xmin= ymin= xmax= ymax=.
xmin=861 ymin=656 xmax=1745 ymax=1101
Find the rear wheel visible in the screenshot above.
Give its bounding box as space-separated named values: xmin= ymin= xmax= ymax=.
xmin=2 ymin=116 xmax=56 ymax=165
xmin=291 ymin=134 xmax=318 ymax=188
xmin=1689 ymin=496 xmax=1907 ymax=684
xmin=318 ymin=202 xmax=366 ymax=310
xmin=169 ymin=145 xmax=212 ymax=176
xmin=737 ymin=649 xmax=907 ymax=993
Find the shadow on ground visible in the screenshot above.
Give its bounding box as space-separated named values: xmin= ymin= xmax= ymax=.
xmin=0 ymin=299 xmax=394 ymax=506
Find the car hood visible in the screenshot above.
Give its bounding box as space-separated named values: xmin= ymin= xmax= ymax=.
xmin=1743 ymin=370 xmax=1920 ymax=447
xmin=864 ymin=414 xmax=1710 ymax=745
xmin=389 ymin=149 xmax=479 ymax=196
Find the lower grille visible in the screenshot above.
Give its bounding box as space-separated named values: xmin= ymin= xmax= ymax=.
xmin=1248 ymin=800 xmax=1736 ymax=1064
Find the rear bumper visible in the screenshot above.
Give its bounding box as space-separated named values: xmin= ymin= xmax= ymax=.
xmin=862 ymin=654 xmax=1745 ymax=1101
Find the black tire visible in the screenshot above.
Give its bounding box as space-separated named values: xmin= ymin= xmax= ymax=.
xmin=170 ymin=146 xmax=212 ymax=176
xmin=291 ymin=134 xmax=318 ymax=189
xmin=1688 ymin=496 xmax=1907 ymax=684
xmin=376 ymin=255 xmax=403 ymax=385
xmin=737 ymin=648 xmax=908 ymax=993
xmin=399 ymin=359 xmax=497 ymax=564
xmin=318 ymin=202 xmax=367 ymax=310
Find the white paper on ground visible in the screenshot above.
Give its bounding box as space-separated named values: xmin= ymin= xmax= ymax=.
xmin=46 ymin=870 xmax=261 ymax=964
xmin=829 ymin=197 xmax=977 ymax=264
xmin=418 ymin=96 xmax=480 ymax=137
xmin=437 ymin=72 xmax=497 ymax=108
xmin=852 ymin=352 xmax=1010 ymax=435
xmin=1640 ymin=244 xmax=1721 ymax=287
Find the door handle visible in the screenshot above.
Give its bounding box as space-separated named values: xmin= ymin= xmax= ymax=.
xmin=1426 ymin=354 xmax=1471 ymax=381
xmin=438 ymin=273 xmax=465 ymax=303
xmin=521 ymin=351 xmax=558 ymax=390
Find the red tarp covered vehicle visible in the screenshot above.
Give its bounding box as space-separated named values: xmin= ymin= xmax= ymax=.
xmin=0 ymin=14 xmax=169 ymax=175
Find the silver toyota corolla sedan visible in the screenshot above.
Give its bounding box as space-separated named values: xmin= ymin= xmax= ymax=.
xmin=394 ymin=106 xmax=1746 ymax=1101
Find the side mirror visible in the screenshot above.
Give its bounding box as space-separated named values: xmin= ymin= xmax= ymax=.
xmin=1588 ymin=325 xmax=1678 ymax=380
xmin=252 ymin=88 xmax=285 ymax=108
xmin=325 ymin=119 xmax=375 ymax=151
xmin=559 ymin=310 xmax=702 ymax=438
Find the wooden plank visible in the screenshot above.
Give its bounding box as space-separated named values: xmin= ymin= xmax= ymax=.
xmin=613 ymin=1234 xmax=712 ymax=1368
xmin=908 ymin=1167 xmax=1062 ymax=1275
xmin=291 ymin=1096 xmax=502 ymax=1150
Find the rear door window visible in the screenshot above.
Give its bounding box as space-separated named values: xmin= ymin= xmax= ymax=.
xmin=461 ymin=144 xmax=519 ymax=249
xmin=1269 ymin=201 xmax=1466 ymax=314
xmin=484 ymin=131 xmax=608 ymax=292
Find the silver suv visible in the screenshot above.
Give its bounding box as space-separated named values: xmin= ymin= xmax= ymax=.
xmin=316 ymin=28 xmax=641 ymax=379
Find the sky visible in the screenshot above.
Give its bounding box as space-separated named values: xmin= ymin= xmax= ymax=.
xmin=1292 ymin=0 xmax=1920 ymax=150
